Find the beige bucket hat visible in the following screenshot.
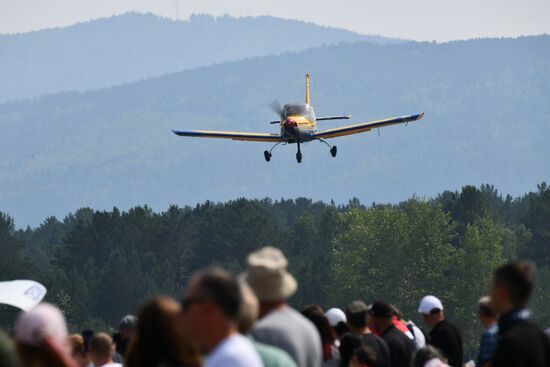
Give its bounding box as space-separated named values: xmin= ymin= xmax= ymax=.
xmin=239 ymin=246 xmax=297 ymax=302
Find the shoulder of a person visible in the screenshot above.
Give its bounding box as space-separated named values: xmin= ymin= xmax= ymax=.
xmin=502 ymin=319 xmax=541 ymax=337
xmin=254 ymin=342 xmax=298 ymax=367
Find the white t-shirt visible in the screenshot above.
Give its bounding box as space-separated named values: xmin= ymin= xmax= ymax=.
xmin=205 ymin=333 xmax=263 ymax=367
xmin=98 ymin=363 xmax=122 ymax=367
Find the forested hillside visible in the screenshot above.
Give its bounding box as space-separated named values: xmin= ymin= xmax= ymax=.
xmin=0 ymin=12 xmax=397 ymax=102
xmin=1 ymin=36 xmax=549 ymax=227
xmin=1 ymin=184 xmax=550 ymax=358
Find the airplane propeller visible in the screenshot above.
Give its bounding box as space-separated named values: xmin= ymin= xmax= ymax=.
xmin=269 ymin=100 xmax=283 ymax=124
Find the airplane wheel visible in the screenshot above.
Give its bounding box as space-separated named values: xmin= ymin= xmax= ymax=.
xmin=264 ymin=151 xmax=271 ymax=162
xmin=296 ymin=152 xmax=302 ymax=163
xmin=330 ymin=146 xmax=337 ymax=157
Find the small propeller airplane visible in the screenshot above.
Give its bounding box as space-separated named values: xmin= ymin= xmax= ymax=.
xmin=172 ymin=74 xmax=424 ymax=163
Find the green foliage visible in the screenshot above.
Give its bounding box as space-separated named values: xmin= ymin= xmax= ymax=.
xmin=520 ymin=183 xmax=550 ymax=265
xmin=1 ymin=183 xmax=550 ymax=359
xmin=330 ymin=199 xmax=456 ymax=319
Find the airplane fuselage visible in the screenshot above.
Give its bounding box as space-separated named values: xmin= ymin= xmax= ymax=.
xmin=279 ymin=103 xmax=317 ymax=143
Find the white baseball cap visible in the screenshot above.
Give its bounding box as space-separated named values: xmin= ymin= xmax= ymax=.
xmin=418 ymin=295 xmax=444 ymax=314
xmin=325 ymin=307 xmax=347 ymax=327
xmin=14 ymin=303 xmax=68 ymax=347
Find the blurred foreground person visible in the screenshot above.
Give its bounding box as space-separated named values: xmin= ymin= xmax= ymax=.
xmin=68 ymin=334 xmax=90 ymax=367
xmin=368 ymin=301 xmax=415 ymax=367
xmin=89 ymin=333 xmax=120 ymax=367
xmin=125 ymin=297 xmax=200 ymax=367
xmin=239 ymin=282 xmax=297 ymax=367
xmin=418 ymin=295 xmax=463 ymax=367
xmin=182 ymin=268 xmax=262 ymax=367
xmin=476 ymin=296 xmax=498 ymax=367
xmin=240 ymin=246 xmax=322 ymax=367
xmin=490 ymin=261 xmax=550 ymax=367
xmin=412 ymin=346 xmax=449 ymax=367
xmin=349 ymin=346 xmax=377 ymax=367
xmin=0 ymin=329 xmax=19 ymax=367
xmin=339 ymin=301 xmax=390 ymax=367
xmin=325 ymin=308 xmax=349 ymax=341
xmin=14 ymin=303 xmax=76 ymax=367
xmin=302 ymin=305 xmax=341 ymax=366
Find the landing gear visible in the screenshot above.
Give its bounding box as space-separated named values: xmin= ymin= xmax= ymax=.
xmin=264 ymin=142 xmax=282 ymax=162
xmin=296 ymin=141 xmax=302 ymax=163
xmin=319 ymin=139 xmax=337 ymax=158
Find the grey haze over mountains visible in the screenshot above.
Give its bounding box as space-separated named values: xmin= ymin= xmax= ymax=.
xmin=1 ymin=35 xmax=549 ymax=227
xmin=0 ymin=12 xmax=401 ymax=102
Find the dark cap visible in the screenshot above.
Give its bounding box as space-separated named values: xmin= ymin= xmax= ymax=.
xmin=346 ymin=301 xmax=369 ymax=315
xmin=368 ymin=301 xmax=393 ymax=318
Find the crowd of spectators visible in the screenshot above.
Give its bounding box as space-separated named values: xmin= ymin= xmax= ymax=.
xmin=1 ymin=246 xmax=549 ymax=367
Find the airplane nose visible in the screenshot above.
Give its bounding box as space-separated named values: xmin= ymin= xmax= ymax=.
xmin=284 ymin=118 xmax=297 ymax=128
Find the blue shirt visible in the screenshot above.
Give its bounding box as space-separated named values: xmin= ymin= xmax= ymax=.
xmin=477 ymin=323 xmax=498 ymax=366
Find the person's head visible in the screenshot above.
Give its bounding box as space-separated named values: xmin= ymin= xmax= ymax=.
xmin=181 ymin=268 xmax=241 ymax=352
xmin=367 ymin=301 xmax=394 ymax=332
xmin=118 ymin=315 xmax=137 ymax=340
xmin=412 ymin=345 xmax=448 ymax=367
xmin=477 ymin=296 xmax=497 ymax=328
xmin=239 ymin=246 xmax=297 ymax=316
xmin=349 ymin=345 xmax=377 ymax=367
xmin=490 ymin=261 xmax=535 ymax=314
xmin=68 ymin=334 xmax=89 ymax=367
xmin=88 ymin=333 xmax=113 ymax=367
xmin=125 ymin=297 xmax=200 ymax=367
xmin=80 ymin=331 xmax=93 ymax=355
xmin=418 ymin=295 xmax=445 ymax=327
xmin=238 ymin=282 xmax=259 ymax=334
xmin=14 ymin=303 xmax=74 ymax=367
xmin=345 ymin=301 xmax=369 ymax=331
xmin=302 ymin=306 xmax=335 ymax=361
xmin=325 ymin=308 xmax=349 ymax=339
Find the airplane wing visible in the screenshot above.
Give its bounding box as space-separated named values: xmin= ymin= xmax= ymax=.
xmin=313 ymin=113 xmax=424 ymax=140
xmin=172 ymin=129 xmax=282 ymax=142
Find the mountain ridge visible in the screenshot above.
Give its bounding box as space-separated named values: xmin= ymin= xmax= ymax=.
xmin=1 ymin=35 xmax=549 ymax=227
xmin=0 ymin=12 xmax=402 ymax=103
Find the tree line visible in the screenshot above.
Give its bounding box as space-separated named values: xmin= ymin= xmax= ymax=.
xmin=1 ymin=183 xmax=549 ymax=358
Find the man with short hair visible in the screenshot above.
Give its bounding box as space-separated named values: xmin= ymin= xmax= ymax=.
xmin=476 ymin=296 xmax=498 ymax=367
xmin=241 ymin=246 xmax=322 ymax=367
xmin=418 ymin=295 xmax=463 ymax=367
xmin=181 ymin=268 xmax=262 ymax=367
xmin=490 ymin=261 xmax=550 ymax=367
xmin=89 ymin=333 xmax=121 ymax=367
xmin=368 ymin=301 xmax=416 ymax=367
xmin=339 ymin=301 xmax=390 ymax=367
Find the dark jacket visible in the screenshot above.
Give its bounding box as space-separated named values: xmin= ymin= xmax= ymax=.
xmin=428 ymin=320 xmax=463 ymax=367
xmin=380 ymin=324 xmax=416 ymax=367
xmin=493 ymin=309 xmax=550 ymax=367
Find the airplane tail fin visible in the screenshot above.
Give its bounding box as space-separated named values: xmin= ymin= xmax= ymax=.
xmin=305 ymin=73 xmax=310 ymax=105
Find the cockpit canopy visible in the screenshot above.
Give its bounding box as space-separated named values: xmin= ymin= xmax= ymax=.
xmin=282 ymin=103 xmax=316 ymax=122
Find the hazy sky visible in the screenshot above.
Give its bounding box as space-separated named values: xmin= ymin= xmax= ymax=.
xmin=1 ymin=0 xmax=549 ymax=41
